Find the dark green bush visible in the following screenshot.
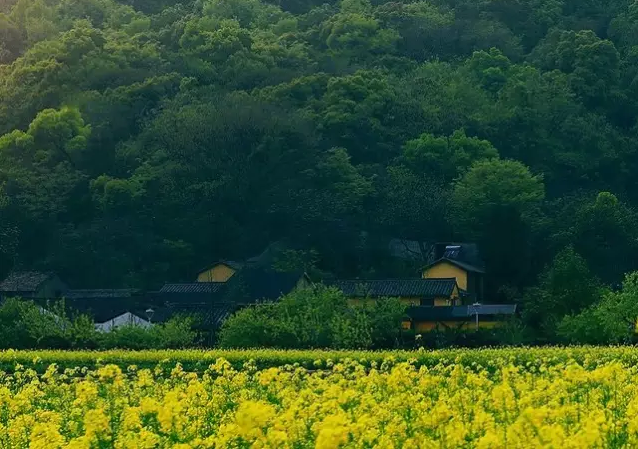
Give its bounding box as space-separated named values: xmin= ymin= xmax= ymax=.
xmin=0 ymin=298 xmax=197 ymax=349
xmin=218 ymin=285 xmax=407 ymax=349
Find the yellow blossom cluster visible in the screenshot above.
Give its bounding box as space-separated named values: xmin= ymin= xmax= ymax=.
xmin=1 ymin=353 xmax=638 ymax=447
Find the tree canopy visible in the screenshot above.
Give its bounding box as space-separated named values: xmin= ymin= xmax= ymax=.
xmin=1 ymin=0 xmax=638 ymax=322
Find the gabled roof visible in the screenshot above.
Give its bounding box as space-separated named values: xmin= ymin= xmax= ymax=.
xmin=197 ymin=260 xmax=244 ymax=275
xmin=406 ymin=304 xmax=517 ymax=321
xmin=423 ymin=258 xmax=485 ymax=274
xmin=332 ymin=278 xmax=458 ymax=298
xmin=0 ymin=271 xmax=57 ymax=293
xmin=95 ymin=312 xmax=151 ymax=331
xmin=160 ymin=283 xmax=225 ymax=294
xmin=65 ymin=289 xmax=140 ymax=299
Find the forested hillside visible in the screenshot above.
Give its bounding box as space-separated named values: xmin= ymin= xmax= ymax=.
xmin=1 ymin=0 xmax=637 ymax=315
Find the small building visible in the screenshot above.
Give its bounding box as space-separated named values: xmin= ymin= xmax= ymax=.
xmin=95 ymin=312 xmax=152 ymax=332
xmin=0 ymin=271 xmax=67 ymax=300
xmin=405 ymin=304 xmax=517 ymax=332
xmin=333 ymin=243 xmax=517 ymax=332
xmin=422 ymin=243 xmax=485 ymax=302
xmin=154 ymin=269 xmax=310 ymax=333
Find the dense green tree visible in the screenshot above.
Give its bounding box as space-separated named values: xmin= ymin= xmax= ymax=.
xmin=522 ymin=246 xmax=603 ymax=340
xmin=571 ymin=192 xmax=638 ymax=284
xmin=1 ymin=0 xmax=638 ymax=345
xmin=372 ymin=166 xmax=451 ymax=248
xmin=402 ymin=129 xmax=498 ymax=182
xmin=530 ymin=29 xmax=621 ymax=107
xmin=559 ymin=270 xmax=638 ymax=344
xmin=218 ymin=284 xmax=406 ymax=349
xmin=315 ymin=70 xmax=425 ymax=163
xmin=0 ymin=13 xmax=23 ymax=62
xmin=453 ymin=159 xmax=544 ymax=297
xmin=452 ymin=159 xmax=544 ymax=232
xmin=0 ymin=107 xmax=90 ymax=221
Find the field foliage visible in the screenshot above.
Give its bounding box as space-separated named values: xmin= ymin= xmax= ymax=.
xmin=2 ymin=347 xmax=638 ymax=446
xmin=4 ymin=346 xmax=638 ymax=373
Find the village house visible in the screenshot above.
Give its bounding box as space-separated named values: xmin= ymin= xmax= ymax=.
xmin=0 ymin=271 xmax=67 ymax=300
xmin=333 ymin=243 xmax=517 ymax=332
xmin=149 ymin=256 xmax=311 ymax=336
xmin=0 ymin=242 xmax=513 ymax=335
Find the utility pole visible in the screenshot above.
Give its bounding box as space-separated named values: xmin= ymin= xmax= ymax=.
xmin=472 ymin=302 xmax=481 ymax=330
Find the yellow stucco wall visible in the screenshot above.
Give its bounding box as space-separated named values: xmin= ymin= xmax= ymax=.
xmin=197 ymin=264 xmax=236 ymax=282
xmin=423 ymin=261 xmax=468 ymax=290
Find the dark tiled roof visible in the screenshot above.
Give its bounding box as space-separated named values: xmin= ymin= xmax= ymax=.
xmin=332 ymin=278 xmax=457 ymax=298
xmin=0 ymin=272 xmax=54 ymax=293
xmin=62 ymin=296 xmax=147 ymax=322
xmin=160 ymin=283 xmax=225 ymax=294
xmin=406 ymin=304 xmax=517 ymax=321
xmin=65 ymin=302 xmax=131 ymax=322
xmin=424 ymin=258 xmax=485 ymax=274
xmin=65 ymin=289 xmax=140 ymax=299
xmin=225 ymin=268 xmax=304 ymax=303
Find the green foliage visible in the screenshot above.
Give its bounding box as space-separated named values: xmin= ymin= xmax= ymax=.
xmin=0 ymin=0 xmax=638 ymax=346
xmin=0 ymin=298 xmax=197 ymax=349
xmin=522 ymin=246 xmax=604 ymax=339
xmin=0 ymin=298 xmax=96 ymax=349
xmin=452 ymin=160 xmax=544 ymax=292
xmin=453 ymin=159 xmax=545 ymax=226
xmin=403 ymin=129 xmax=498 ymax=182
xmin=218 ymin=284 xmax=407 ymax=349
xmin=559 ymin=271 xmax=638 ymax=344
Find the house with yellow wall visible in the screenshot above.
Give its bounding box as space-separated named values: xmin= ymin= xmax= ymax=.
xmin=333 ymin=243 xmax=517 ymax=331
xmin=422 ymin=244 xmax=485 ymax=301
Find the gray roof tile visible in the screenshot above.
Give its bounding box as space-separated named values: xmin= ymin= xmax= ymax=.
xmin=65 ymin=289 xmax=140 ymax=299
xmin=0 ymin=272 xmax=54 ymax=293
xmin=332 ymin=278 xmax=457 ymax=298
xmin=160 ymin=283 xmax=226 ymax=294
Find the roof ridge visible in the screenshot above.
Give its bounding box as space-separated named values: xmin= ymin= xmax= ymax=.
xmin=163 ymin=281 xmax=225 ymax=284
xmin=333 ymin=278 xmax=456 ymax=282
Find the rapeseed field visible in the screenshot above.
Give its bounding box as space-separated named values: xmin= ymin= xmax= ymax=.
xmin=0 ymin=348 xmax=636 ymax=447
